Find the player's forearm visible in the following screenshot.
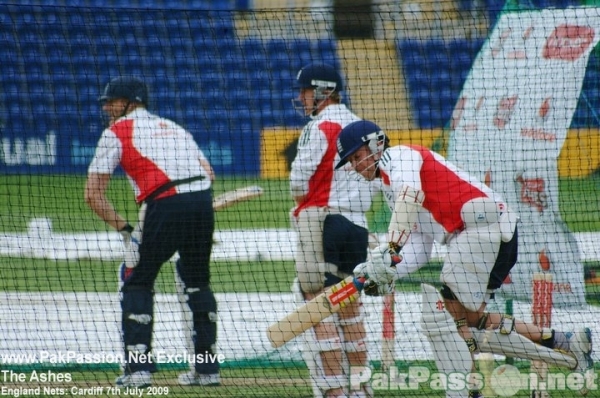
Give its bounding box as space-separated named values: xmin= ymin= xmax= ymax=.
xmin=289 ymin=177 xmax=308 ymax=201
xmin=86 ymin=195 xmax=127 ymax=231
xmin=394 ymin=261 xmax=428 ymax=280
xmin=199 ymin=157 xmax=215 ymax=182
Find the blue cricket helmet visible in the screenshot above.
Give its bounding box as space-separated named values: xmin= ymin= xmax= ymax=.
xmin=336 ymin=120 xmax=387 ymax=169
xmin=296 ymin=62 xmax=344 ymax=93
xmin=99 ymin=76 xmax=148 ymax=105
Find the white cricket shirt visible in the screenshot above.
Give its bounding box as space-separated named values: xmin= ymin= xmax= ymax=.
xmin=290 ymin=104 xmax=380 ymax=228
xmin=88 ymin=108 xmax=211 ymax=203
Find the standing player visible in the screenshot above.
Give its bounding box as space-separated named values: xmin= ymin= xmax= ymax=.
xmin=335 ymin=120 xmax=594 ymax=397
xmin=290 ymin=63 xmax=380 ymax=398
xmin=85 ymin=76 xmax=219 ymax=387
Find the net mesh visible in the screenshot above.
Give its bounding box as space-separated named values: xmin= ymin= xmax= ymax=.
xmin=0 ymin=1 xmax=599 ymax=397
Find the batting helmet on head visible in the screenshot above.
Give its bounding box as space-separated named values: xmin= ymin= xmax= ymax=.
xmin=296 ymin=62 xmax=344 ymax=95
xmin=336 ymin=120 xmax=387 ymax=169
xmin=99 ymin=76 xmax=148 ymax=105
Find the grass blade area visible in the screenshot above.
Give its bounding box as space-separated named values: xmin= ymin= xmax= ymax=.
xmin=1 ymin=173 xmax=598 ymax=231
xmin=0 ymin=174 xmax=599 ymax=298
xmin=0 ymin=174 xmax=598 ymax=397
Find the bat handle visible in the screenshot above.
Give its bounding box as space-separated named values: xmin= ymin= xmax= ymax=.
xmin=353 ymin=276 xmax=366 ymax=291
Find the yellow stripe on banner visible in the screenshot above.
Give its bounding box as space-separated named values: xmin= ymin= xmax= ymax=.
xmin=260 ymin=128 xmax=600 ymax=179
xmin=260 ymin=128 xmax=301 ymax=179
xmin=558 ymin=128 xmax=600 ymax=178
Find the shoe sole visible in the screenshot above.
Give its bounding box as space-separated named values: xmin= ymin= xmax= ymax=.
xmin=116 ymin=383 xmax=151 ymax=388
xmin=116 ymin=377 xmax=152 ymax=388
xmin=179 ymin=381 xmax=220 ymax=386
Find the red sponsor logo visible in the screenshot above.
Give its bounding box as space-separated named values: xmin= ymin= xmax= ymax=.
xmin=516 ymin=175 xmax=547 ymax=212
xmin=543 ymin=25 xmax=595 ymax=61
xmin=327 ymin=281 xmax=359 ymax=307
xmin=538 ymin=97 xmax=552 ymax=119
xmin=493 ymin=95 xmax=518 ymax=129
xmin=520 ymin=128 xmax=556 ymax=142
xmin=553 ymin=283 xmax=573 ymax=294
xmin=435 ymin=300 xmax=445 ymax=311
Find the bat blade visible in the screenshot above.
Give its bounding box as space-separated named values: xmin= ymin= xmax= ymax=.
xmin=213 ymin=185 xmax=263 ymax=211
xmin=267 ymin=276 xmax=364 ymax=348
xmin=381 ymin=292 xmax=396 ymax=370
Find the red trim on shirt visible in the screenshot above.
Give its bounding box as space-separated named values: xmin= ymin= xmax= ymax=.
xmin=381 ymin=169 xmax=391 ymax=186
xmin=407 ymin=144 xmax=487 ymax=232
xmin=111 ymin=119 xmax=176 ymax=203
xmin=294 ymin=121 xmax=342 ymax=216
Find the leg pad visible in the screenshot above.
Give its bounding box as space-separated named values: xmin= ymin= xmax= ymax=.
xmin=187 ymin=289 xmax=219 ymax=374
xmin=121 ymin=287 xmax=154 ymax=373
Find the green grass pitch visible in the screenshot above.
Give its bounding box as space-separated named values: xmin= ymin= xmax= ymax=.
xmin=0 ymin=174 xmax=598 ymax=397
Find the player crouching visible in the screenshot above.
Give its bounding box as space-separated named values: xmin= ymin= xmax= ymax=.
xmin=335 ymin=120 xmax=594 ymax=398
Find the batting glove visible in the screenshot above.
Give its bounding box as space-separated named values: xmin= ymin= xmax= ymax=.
xmin=353 ymin=244 xmax=402 ymax=286
xmin=119 ymin=223 xmax=140 ymax=268
xmin=363 ymin=280 xmax=396 ymax=297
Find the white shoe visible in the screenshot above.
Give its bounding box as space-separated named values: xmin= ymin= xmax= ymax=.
xmin=177 ymin=371 xmax=220 ymax=386
xmin=569 ymin=327 xmax=593 ymax=372
xmin=115 ymin=371 xmax=151 ymax=388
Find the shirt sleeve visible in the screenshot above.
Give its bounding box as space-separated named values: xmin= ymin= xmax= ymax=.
xmin=394 ymin=231 xmax=434 ymax=279
xmin=389 ymin=146 xmax=424 ymax=197
xmin=87 ymin=129 xmax=122 ymax=175
xmin=289 ymin=121 xmax=327 ymax=197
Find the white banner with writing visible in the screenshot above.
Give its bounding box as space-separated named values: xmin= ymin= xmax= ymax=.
xmin=448 ymin=8 xmax=600 ymax=307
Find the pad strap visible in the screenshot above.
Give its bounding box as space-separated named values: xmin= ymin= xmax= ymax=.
xmin=476 ymin=313 xmax=490 ymax=330
xmin=455 ymin=318 xmax=468 ymax=329
xmin=465 ymin=337 xmax=479 ymax=353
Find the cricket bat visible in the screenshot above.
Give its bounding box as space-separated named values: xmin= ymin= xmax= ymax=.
xmin=381 ymin=292 xmax=396 ymax=370
xmin=267 ymin=276 xmax=365 ymax=348
xmin=213 ymin=185 xmax=263 ymax=211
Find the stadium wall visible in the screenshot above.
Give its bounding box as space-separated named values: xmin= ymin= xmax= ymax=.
xmin=1 ymin=4 xmax=599 ymax=177
xmin=261 ymin=128 xmax=600 ymax=179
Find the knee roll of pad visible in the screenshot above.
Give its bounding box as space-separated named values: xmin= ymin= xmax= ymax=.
xmin=121 ymin=287 xmax=154 ymax=325
xmin=336 ymin=312 xmax=367 ymax=353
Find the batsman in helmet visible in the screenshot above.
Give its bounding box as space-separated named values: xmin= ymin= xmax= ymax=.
xmin=86 ymin=76 xmax=219 ymax=388
xmin=336 ymin=120 xmax=594 ymax=397
xmin=290 ymin=63 xmax=381 ymax=398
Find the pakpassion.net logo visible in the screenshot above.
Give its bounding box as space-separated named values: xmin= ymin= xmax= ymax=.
xmin=349 ymin=365 xmax=598 ymax=396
